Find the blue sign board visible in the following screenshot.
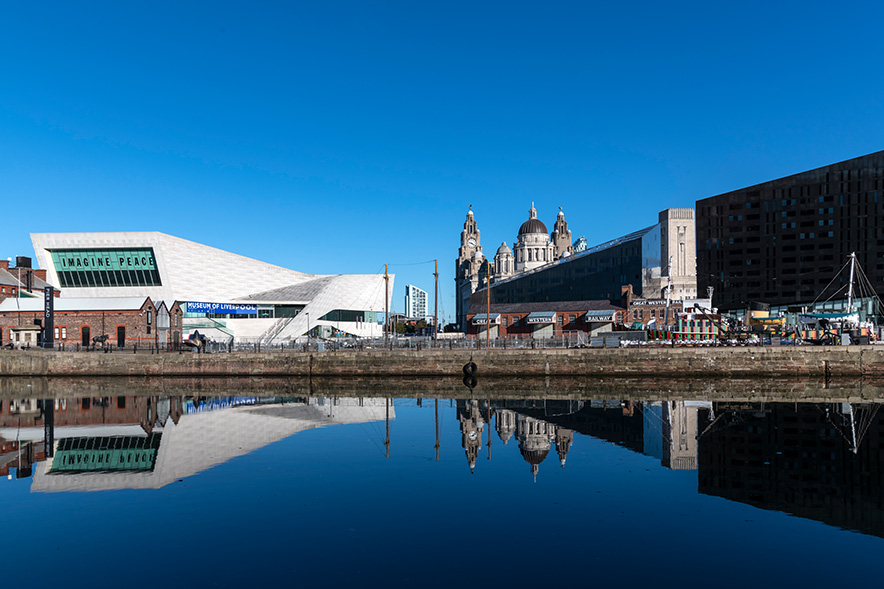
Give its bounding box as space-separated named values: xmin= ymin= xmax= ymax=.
xmin=186 ymin=302 xmax=257 ymax=315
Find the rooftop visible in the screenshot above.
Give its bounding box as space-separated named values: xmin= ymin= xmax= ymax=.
xmin=0 ymin=297 xmax=150 ymax=313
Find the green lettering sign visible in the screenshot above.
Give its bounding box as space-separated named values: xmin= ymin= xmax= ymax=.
xmin=49 ymin=248 xmax=162 ymax=288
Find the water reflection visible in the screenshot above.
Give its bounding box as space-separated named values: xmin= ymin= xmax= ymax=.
xmin=698 ymin=401 xmax=884 ymax=537
xmin=0 ymin=396 xmax=391 ymax=491
xmin=1 ymin=393 xmax=882 ymax=539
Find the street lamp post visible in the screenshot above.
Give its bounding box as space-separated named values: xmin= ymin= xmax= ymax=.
xmin=16 ymin=262 xmax=21 ymax=327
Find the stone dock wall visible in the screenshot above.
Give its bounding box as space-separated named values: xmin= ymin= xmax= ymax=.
xmin=2 ymin=346 xmax=884 ymax=378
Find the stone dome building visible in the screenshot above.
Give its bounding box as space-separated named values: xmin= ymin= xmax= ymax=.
xmin=514 ymin=204 xmax=556 ymax=273
xmin=494 ymin=242 xmax=514 ymax=278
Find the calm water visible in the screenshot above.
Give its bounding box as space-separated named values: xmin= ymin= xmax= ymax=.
xmin=1 ymin=389 xmax=882 ymax=587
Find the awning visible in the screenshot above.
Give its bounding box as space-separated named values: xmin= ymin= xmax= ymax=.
xmin=472 ymin=313 xmax=500 ymax=325
xmin=526 ymin=312 xmax=556 ymax=324
xmin=584 ymin=310 xmax=616 ymax=322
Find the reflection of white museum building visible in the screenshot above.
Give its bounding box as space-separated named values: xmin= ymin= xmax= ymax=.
xmin=2 ymin=397 xmax=392 ymax=492
xmin=30 ymin=232 xmax=392 ymax=342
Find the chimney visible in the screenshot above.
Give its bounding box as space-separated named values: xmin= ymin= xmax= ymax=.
xmin=33 ymin=269 xmax=47 ymax=281
xmin=0 ymin=260 xmax=8 ymax=271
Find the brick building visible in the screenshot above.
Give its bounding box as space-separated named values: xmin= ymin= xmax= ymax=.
xmin=0 ymin=257 xmax=59 ymax=302
xmin=621 ymin=284 xmax=684 ymax=329
xmin=466 ymin=300 xmax=624 ymax=339
xmin=697 ymin=149 xmax=884 ymax=312
xmin=0 ymin=296 xmax=183 ymax=349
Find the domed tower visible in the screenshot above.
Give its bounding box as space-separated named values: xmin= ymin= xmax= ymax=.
xmin=495 ymin=409 xmax=516 ymax=444
xmin=516 ymin=413 xmax=555 ymax=481
xmin=555 ymin=428 xmax=574 ymax=468
xmin=551 ymin=206 xmax=574 ymax=260
xmin=457 ymin=400 xmax=485 ymax=472
xmin=456 ymin=206 xmax=487 ymax=331
xmin=514 ymin=204 xmax=555 ymax=273
xmin=494 ymin=242 xmax=514 ymax=278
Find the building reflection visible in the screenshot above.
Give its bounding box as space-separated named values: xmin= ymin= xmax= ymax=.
xmin=453 ymin=397 xmax=884 ymax=537
xmin=0 ymin=396 xmax=391 ymax=491
xmin=698 ymin=401 xmax=884 ymax=538
xmin=3 ymin=393 xmax=882 ymax=539
xmin=456 ymin=399 xmax=706 ymax=478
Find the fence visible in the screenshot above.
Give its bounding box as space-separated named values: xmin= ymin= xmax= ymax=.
xmin=6 ymin=329 xmax=864 ymax=354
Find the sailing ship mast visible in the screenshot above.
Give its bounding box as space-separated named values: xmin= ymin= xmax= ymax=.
xmin=846 ymin=252 xmax=856 ymax=314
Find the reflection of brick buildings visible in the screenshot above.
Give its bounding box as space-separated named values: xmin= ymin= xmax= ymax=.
xmin=699 ymin=403 xmax=884 ymax=537
xmin=0 ymin=396 xmax=183 ymax=477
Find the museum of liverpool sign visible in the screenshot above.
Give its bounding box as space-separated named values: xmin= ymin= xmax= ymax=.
xmin=185 ymin=302 xmax=258 ymax=315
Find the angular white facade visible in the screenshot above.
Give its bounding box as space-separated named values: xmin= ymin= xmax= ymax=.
xmin=26 ymin=399 xmax=392 ymax=492
xmin=30 ymin=232 xmax=392 ymax=342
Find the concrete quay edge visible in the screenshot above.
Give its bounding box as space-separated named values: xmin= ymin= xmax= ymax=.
xmin=0 ymin=346 xmax=882 ymax=378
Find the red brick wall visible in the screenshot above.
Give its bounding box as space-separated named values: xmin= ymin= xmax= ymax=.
xmin=467 ymin=310 xmax=626 ymax=337
xmin=0 ymin=299 xmax=183 ymax=348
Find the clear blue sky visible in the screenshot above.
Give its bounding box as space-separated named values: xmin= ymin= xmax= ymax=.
xmin=2 ymin=1 xmax=883 ymax=323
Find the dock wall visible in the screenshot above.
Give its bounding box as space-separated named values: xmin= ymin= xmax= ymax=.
xmin=2 ymin=346 xmax=884 ymax=378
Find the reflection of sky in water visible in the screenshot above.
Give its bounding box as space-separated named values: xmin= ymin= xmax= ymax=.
xmin=0 ymin=398 xmax=881 ymax=588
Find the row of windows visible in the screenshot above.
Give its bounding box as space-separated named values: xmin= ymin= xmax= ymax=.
xmin=500 ymin=313 xmax=607 ymax=328
xmin=57 ymin=269 xmax=162 ymax=288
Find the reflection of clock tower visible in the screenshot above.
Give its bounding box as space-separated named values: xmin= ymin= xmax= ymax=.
xmin=457 ymin=400 xmax=485 ymax=472
xmin=456 ymin=206 xmax=488 ymax=331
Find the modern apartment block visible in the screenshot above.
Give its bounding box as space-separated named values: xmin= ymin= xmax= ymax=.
xmin=696 ymin=150 xmax=884 ymax=312
xmin=404 ymin=284 xmax=428 ymax=320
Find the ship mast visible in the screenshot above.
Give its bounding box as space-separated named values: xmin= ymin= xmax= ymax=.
xmin=846 ymin=252 xmax=856 ymax=313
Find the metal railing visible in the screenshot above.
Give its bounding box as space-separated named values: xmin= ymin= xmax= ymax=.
xmin=6 ymin=330 xmax=865 ymax=354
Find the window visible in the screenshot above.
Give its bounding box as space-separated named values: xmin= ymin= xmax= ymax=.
xmin=61 ymin=327 xmax=67 ymax=339
xmin=49 ymin=247 xmax=162 ymax=288
xmin=557 ymin=315 xmax=563 ymax=326
xmin=54 ymin=327 xmax=59 ymax=339
xmin=512 ymin=316 xmax=519 ymax=327
xmin=502 ymin=316 xmax=507 ymax=328
xmin=569 ymin=314 xmax=576 ymax=324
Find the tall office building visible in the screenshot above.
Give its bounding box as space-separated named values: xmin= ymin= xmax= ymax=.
xmin=696 ymin=150 xmax=884 ymax=312
xmin=404 ymin=284 xmax=428 ymax=320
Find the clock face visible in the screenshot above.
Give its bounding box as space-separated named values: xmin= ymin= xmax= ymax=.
xmin=468 ymin=238 xmax=476 ymax=248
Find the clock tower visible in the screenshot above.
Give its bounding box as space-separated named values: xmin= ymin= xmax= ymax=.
xmin=456 ymin=206 xmax=487 ymax=331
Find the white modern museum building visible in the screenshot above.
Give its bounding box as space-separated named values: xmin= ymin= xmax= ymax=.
xmin=30 ymin=232 xmax=392 ymax=342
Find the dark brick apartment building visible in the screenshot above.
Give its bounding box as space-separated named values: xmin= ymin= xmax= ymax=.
xmin=697 ymin=150 xmax=884 ymax=312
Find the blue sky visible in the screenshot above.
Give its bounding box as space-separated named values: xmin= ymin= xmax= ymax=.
xmin=2 ymin=1 xmax=884 ymax=323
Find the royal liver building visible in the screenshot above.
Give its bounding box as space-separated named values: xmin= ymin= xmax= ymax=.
xmin=454 ymin=203 xmax=697 ymax=331
xmin=455 ymin=204 xmax=574 ymax=330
